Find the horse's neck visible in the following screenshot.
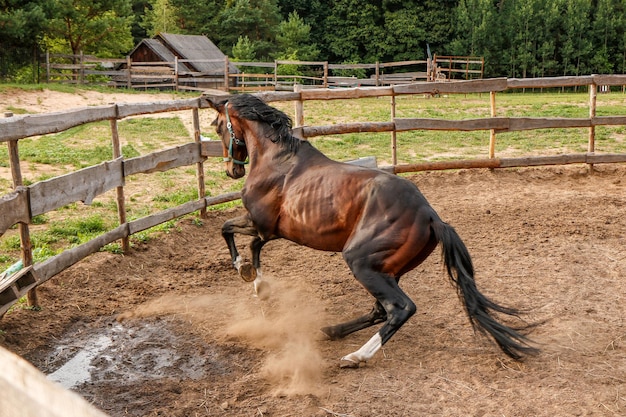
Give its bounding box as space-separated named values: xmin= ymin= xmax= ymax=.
xmin=245 ymin=136 xmax=321 ymax=189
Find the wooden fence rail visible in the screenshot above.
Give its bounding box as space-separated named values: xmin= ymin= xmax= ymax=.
xmin=2 ymin=75 xmax=626 ymax=317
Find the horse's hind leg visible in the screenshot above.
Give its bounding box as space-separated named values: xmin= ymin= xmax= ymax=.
xmin=340 ymin=253 xmax=416 ymax=368
xmin=321 ymin=300 xmax=387 ymax=340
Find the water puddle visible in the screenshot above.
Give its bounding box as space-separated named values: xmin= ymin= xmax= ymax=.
xmin=36 ymin=317 xmax=229 ymax=390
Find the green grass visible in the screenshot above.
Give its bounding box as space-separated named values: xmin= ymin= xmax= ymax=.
xmin=1 ymin=87 xmax=626 ymax=273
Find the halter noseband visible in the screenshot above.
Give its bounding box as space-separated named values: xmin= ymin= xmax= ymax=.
xmin=223 ymin=102 xmax=248 ymax=166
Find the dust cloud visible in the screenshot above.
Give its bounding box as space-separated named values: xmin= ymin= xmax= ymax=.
xmin=226 ymin=280 xmax=327 ymax=396
xmin=117 ymin=277 xmax=327 ymax=396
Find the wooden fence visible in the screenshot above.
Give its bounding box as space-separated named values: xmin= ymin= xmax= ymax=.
xmin=45 ymin=52 xmax=458 ymax=91
xmin=2 ymin=74 xmax=626 ymax=318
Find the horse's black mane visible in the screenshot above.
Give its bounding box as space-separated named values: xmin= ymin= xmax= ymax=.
xmin=226 ymin=94 xmax=300 ymax=154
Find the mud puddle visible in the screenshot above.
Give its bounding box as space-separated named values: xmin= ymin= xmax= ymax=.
xmin=29 ymin=316 xmax=231 ymax=390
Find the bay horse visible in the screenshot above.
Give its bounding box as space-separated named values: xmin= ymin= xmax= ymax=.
xmin=206 ymin=94 xmax=536 ymax=368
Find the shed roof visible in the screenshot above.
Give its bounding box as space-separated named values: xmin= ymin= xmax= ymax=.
xmin=127 ymin=33 xmax=238 ymax=74
xmin=155 ymin=33 xmax=238 ymax=74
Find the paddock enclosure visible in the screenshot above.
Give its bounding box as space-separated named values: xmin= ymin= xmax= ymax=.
xmin=1 ymin=78 xmax=625 ymax=416
xmin=2 ymin=166 xmax=625 ymax=416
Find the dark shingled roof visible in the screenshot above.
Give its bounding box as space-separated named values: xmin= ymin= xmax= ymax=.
xmin=129 ymin=33 xmax=238 ymax=74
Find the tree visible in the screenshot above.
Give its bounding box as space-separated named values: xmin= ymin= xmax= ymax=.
xmin=170 ymin=0 xmax=222 ymax=35
xmin=0 ymin=0 xmax=54 ymax=80
xmin=142 ymin=0 xmax=181 ymax=37
xmin=46 ymin=0 xmax=135 ymax=57
xmin=559 ymin=0 xmax=592 ymax=76
xmin=323 ymin=0 xmax=385 ymax=63
xmin=275 ymin=11 xmax=319 ymax=61
xmin=216 ymin=0 xmax=282 ymax=59
xmin=231 ymin=35 xmax=256 ymax=61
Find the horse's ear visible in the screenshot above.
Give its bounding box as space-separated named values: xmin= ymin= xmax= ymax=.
xmin=204 ymin=95 xmax=226 ymax=111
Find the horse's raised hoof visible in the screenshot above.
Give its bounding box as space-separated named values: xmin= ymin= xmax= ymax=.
xmin=255 ymin=280 xmax=271 ymax=300
xmin=320 ymin=326 xmax=342 ymax=341
xmin=239 ymin=263 xmax=257 ymax=282
xmin=339 ymin=358 xmax=361 ymax=369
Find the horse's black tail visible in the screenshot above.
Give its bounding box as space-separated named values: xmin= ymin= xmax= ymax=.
xmin=431 ymin=220 xmax=538 ymax=360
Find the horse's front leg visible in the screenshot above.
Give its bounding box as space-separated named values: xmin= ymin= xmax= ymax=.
xmin=221 ymin=215 xmax=270 ymax=299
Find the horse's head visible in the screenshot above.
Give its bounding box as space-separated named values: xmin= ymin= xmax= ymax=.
xmin=207 ymin=97 xmax=248 ymax=179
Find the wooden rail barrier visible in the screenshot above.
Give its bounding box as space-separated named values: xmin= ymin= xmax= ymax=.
xmin=2 ymin=75 xmax=626 ymax=318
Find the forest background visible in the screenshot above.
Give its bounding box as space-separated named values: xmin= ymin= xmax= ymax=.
xmin=1 ymin=0 xmax=626 ymax=82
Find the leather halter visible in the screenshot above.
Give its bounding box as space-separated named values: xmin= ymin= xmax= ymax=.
xmin=223 ymin=102 xmax=248 ymax=165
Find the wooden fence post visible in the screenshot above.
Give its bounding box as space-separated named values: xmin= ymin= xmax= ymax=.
xmin=224 ymin=56 xmax=229 ymax=92
xmin=79 ymin=51 xmax=85 ymax=85
xmin=192 ymin=107 xmax=207 ymax=218
xmin=5 ymin=111 xmax=38 ymax=309
xmin=489 ymin=91 xmax=497 ymax=159
xmin=391 ymin=94 xmax=397 ymax=166
xmin=375 ymin=62 xmax=380 ymax=86
xmin=109 ymin=107 xmax=130 ymax=252
xmin=588 ymin=80 xmax=597 ymax=171
xmin=323 ymin=62 xmax=328 ymax=88
xmin=45 ymin=51 xmax=50 ymax=83
xmin=174 ymin=56 xmax=179 ymax=92
xmin=126 ymin=56 xmax=132 ymax=89
xmin=294 ymin=84 xmax=304 ymax=127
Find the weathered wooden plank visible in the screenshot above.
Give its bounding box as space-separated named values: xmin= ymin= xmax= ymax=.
xmin=507 ymin=76 xmax=593 ymax=89
xmin=392 ymin=152 xmax=626 ymax=174
xmin=593 ymin=116 xmax=626 ymax=126
xmin=0 ymin=106 xmax=116 ymax=142
xmin=298 ymin=121 xmax=395 ymax=138
xmin=116 ymin=98 xmax=200 ymax=119
xmin=0 ymin=265 xmax=39 ymax=298
xmin=394 ymin=158 xmax=501 ymax=173
xmin=300 ymin=86 xmax=394 ymax=100
xmin=0 ymin=187 xmax=30 ymax=236
xmin=0 ymin=266 xmax=39 ymax=317
xmin=395 ymin=117 xmax=509 ymax=132
xmin=127 ymin=200 xmax=206 ymax=234
xmin=35 ymin=225 xmax=128 ymax=283
xmin=500 ymin=154 xmax=588 ymax=167
xmin=592 ymin=74 xmax=626 ymax=86
xmin=253 ymin=91 xmax=302 ymax=103
xmin=586 ymin=153 xmax=626 ymax=164
xmin=29 ymin=158 xmax=123 ymax=216
xmin=504 ymin=117 xmax=591 ymax=132
xmin=124 ymin=143 xmax=202 ymax=176
xmin=0 ymin=346 xmax=111 ymax=417
xmin=394 ymin=78 xmax=508 ymax=95
xmin=200 ymin=140 xmax=224 ymax=157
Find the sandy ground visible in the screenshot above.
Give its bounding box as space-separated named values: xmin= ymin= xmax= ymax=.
xmin=0 ymin=164 xmax=624 ymax=416
xmin=1 ymin=89 xmax=625 ymax=416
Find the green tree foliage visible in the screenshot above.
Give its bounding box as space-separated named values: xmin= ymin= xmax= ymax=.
xmin=452 ymin=0 xmax=626 ymax=77
xmin=231 ymin=35 xmax=256 ymax=61
xmin=141 ymin=0 xmax=181 ymax=37
xmin=46 ymin=0 xmax=135 ymax=57
xmin=276 ymin=11 xmax=319 ymax=61
xmin=216 ymin=0 xmax=282 ymax=59
xmin=0 ymin=0 xmax=54 ymax=80
xmin=3 ymin=0 xmax=626 ymax=81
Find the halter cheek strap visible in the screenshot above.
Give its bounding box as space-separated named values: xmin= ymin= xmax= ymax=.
xmin=224 ymin=103 xmax=248 ymax=166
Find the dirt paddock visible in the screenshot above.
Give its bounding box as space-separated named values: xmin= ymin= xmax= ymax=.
xmin=1 ymin=165 xmax=625 ymax=417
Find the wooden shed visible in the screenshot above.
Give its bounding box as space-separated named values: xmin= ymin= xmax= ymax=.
xmin=126 ymin=33 xmax=239 ymax=90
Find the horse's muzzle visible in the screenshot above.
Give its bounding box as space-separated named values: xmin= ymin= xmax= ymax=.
xmin=226 ymin=165 xmax=246 ymax=179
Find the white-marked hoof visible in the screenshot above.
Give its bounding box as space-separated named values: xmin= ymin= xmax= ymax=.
xmin=239 ymin=263 xmax=257 ymax=282
xmin=254 ymin=280 xmax=271 ymax=301
xmin=339 ymin=358 xmax=360 ymax=369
